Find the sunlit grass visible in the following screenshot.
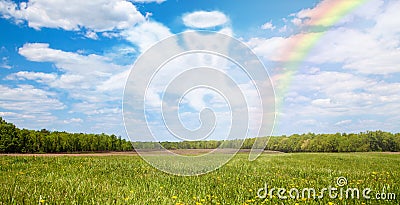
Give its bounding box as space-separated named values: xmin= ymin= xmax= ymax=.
xmin=0 ymin=153 xmax=399 ymax=204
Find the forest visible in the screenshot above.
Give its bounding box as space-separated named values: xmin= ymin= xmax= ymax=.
xmin=1 ymin=117 xmax=399 ymax=153
xmin=0 ymin=117 xmax=133 ymax=153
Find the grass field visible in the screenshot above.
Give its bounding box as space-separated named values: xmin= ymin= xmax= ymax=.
xmin=1 ymin=152 xmax=399 ymax=204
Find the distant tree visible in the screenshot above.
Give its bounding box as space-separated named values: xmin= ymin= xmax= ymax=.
xmin=0 ymin=117 xmax=19 ymax=152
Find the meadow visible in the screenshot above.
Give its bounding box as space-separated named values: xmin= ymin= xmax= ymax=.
xmin=0 ymin=152 xmax=399 ymax=204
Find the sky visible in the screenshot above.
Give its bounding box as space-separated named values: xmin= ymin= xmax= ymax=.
xmin=0 ymin=0 xmax=399 ymax=140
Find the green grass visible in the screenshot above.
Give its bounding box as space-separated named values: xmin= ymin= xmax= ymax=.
xmin=0 ymin=153 xmax=399 ymax=204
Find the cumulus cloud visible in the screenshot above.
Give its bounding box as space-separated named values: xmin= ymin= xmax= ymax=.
xmin=0 ymin=0 xmax=145 ymax=32
xmin=284 ymin=70 xmax=400 ymax=117
xmin=291 ymin=0 xmax=384 ymax=28
xmin=308 ymin=27 xmax=400 ymax=74
xmin=370 ymin=0 xmax=400 ymax=43
xmin=182 ymin=11 xmax=229 ymax=29
xmin=0 ymin=1 xmax=212 ymax=136
xmin=6 ymin=71 xmax=57 ymax=83
xmin=4 ymin=44 xmax=131 ymax=134
xmin=1 ymin=0 xmax=399 ymax=136
xmin=265 ymin=1 xmax=400 ymax=135
xmin=247 ymin=32 xmax=321 ymax=62
xmin=274 ymin=70 xmax=400 ymax=134
xmin=248 ymin=0 xmax=400 ymax=75
xmin=18 ymin=43 xmax=126 ymax=76
xmin=11 ymin=43 xmax=131 ymax=110
xmin=261 ymin=21 xmax=275 ymax=30
xmin=122 ymin=21 xmax=172 ymax=52
xmin=0 ymin=84 xmax=65 ymax=113
xmin=84 ymin=31 xmax=99 ymax=40
xmin=294 ymin=71 xmax=399 ymax=111
xmin=97 ymin=69 xmax=130 ymax=92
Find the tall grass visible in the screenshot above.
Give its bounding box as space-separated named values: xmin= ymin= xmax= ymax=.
xmin=1 ymin=153 xmax=399 ymax=204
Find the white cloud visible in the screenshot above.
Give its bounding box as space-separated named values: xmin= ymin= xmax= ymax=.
xmin=122 ymin=21 xmax=172 ymax=51
xmin=13 ymin=47 xmax=129 ymax=110
xmin=182 ymin=11 xmax=229 ymax=29
xmin=248 ymin=0 xmax=400 ymax=75
xmin=274 ymin=70 xmax=400 ymax=134
xmin=0 ymin=0 xmax=172 ymax=55
xmin=0 ymin=56 xmax=11 ymax=69
xmin=131 ymin=0 xmax=166 ymax=3
xmin=311 ymin=98 xmax=333 ymax=108
xmin=335 ymin=120 xmax=352 ymax=126
xmin=217 ymin=27 xmax=233 ymax=36
xmin=292 ymin=0 xmax=383 ymax=28
xmin=101 ymin=32 xmax=120 ymax=38
xmin=97 ymin=69 xmax=130 ymax=92
xmin=278 ymin=25 xmax=287 ymax=33
xmin=261 ymin=21 xmax=275 ymax=30
xmin=145 ymin=12 xmax=153 ymax=20
xmin=308 ymin=27 xmax=400 ymax=74
xmin=346 ymin=0 xmax=384 ymax=21
xmin=11 ymin=43 xmax=132 ymax=113
xmin=2 ymin=0 xmax=398 ymax=136
xmin=0 ymin=111 xmax=35 ymax=119
xmin=63 ymin=118 xmax=83 ymax=124
xmin=283 ymin=71 xmax=400 ymax=117
xmin=18 ymin=43 xmax=127 ymax=77
xmin=371 ymin=0 xmax=400 ymax=42
xmin=0 ymin=84 xmax=65 ymax=113
xmin=247 ymin=32 xmax=321 ymax=62
xmin=84 ymin=31 xmax=99 ymax=40
xmin=0 ymin=0 xmax=145 ymax=32
xmin=291 ymin=18 xmax=302 ymax=26
xmin=0 ymin=0 xmax=175 ymax=135
xmin=0 ymin=0 xmax=174 ymax=59
xmin=246 ymin=37 xmax=281 ymax=61
xmin=4 ymin=43 xmax=134 ymax=135
xmin=6 ymin=71 xmax=57 ymax=83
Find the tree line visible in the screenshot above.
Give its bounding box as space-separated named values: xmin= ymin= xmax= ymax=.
xmin=158 ymin=131 xmax=400 ymax=152
xmin=1 ymin=117 xmax=400 ymax=153
xmin=0 ymin=117 xmax=133 ymax=153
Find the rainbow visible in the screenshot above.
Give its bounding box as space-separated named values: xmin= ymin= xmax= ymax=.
xmin=273 ymin=0 xmax=369 ymax=132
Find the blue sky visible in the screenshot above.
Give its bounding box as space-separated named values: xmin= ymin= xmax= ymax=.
xmin=0 ymin=0 xmax=399 ymax=140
